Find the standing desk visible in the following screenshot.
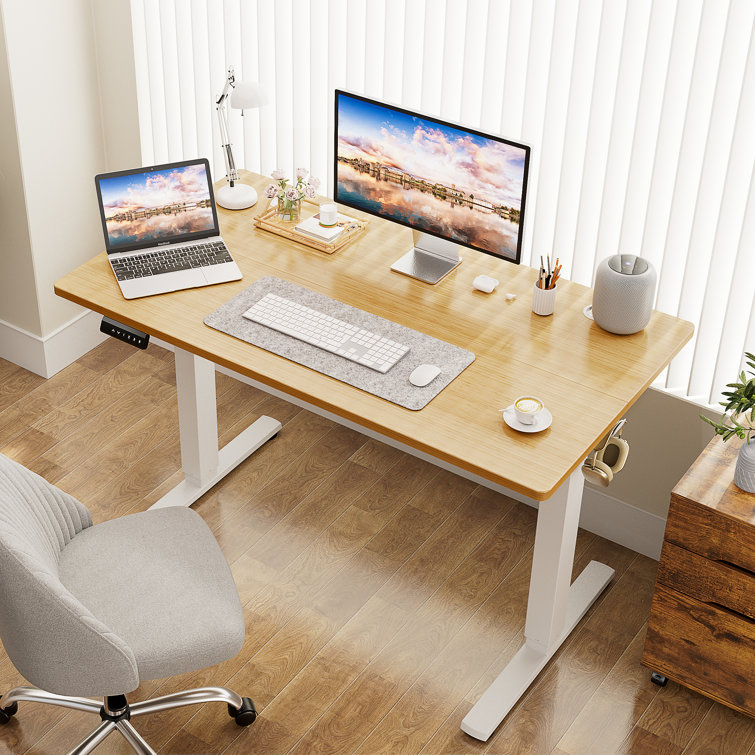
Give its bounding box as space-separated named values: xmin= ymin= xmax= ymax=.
xmin=55 ymin=171 xmax=693 ymax=742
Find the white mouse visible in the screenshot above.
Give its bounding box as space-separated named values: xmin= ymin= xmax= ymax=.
xmin=409 ymin=363 xmax=442 ymax=387
xmin=473 ymin=274 xmax=499 ymax=293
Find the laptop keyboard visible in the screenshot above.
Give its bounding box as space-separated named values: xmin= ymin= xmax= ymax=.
xmin=111 ymin=242 xmax=233 ymax=281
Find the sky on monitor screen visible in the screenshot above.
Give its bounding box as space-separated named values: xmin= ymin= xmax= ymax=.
xmin=336 ymin=94 xmax=527 ymax=210
xmin=100 ymin=164 xmax=214 ymax=248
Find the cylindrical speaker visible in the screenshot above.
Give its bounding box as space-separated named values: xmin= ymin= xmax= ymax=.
xmin=592 ymin=254 xmax=657 ymax=335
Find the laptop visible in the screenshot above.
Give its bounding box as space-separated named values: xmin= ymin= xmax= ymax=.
xmin=94 ymin=158 xmax=242 ymax=299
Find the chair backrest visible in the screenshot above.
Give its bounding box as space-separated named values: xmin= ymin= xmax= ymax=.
xmin=0 ymin=454 xmax=138 ymax=696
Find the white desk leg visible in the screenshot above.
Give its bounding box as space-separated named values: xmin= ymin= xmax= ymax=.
xmin=150 ymin=348 xmax=281 ymax=509
xmin=461 ymin=469 xmax=615 ymax=741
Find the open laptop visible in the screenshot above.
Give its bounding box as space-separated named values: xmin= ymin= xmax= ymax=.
xmin=94 ymin=158 xmax=242 ymax=299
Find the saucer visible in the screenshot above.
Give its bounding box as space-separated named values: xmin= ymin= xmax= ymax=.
xmin=502 ymin=405 xmax=553 ymax=433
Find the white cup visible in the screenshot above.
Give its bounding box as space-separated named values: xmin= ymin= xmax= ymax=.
xmin=319 ymin=203 xmax=338 ymax=227
xmin=514 ymin=396 xmax=544 ymax=425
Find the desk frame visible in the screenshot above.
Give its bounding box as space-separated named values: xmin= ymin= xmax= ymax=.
xmin=149 ymin=349 xmax=280 ymax=510
xmin=155 ymin=347 xmax=614 ymax=741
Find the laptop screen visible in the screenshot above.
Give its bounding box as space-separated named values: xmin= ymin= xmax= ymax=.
xmin=95 ymin=159 xmax=220 ymax=254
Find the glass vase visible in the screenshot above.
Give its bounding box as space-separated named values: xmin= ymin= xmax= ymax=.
xmin=277 ymin=196 xmax=301 ymax=223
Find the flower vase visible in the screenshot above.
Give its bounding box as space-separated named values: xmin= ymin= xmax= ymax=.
xmin=277 ymin=197 xmax=301 ymax=223
xmin=733 ymin=438 xmax=755 ymax=493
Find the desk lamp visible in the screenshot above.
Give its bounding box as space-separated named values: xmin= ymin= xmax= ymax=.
xmin=216 ymin=66 xmax=264 ymax=210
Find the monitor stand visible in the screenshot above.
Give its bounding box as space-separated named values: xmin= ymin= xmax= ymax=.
xmin=390 ymin=231 xmax=462 ymax=285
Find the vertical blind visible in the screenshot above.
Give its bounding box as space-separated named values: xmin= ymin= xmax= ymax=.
xmin=130 ymin=0 xmax=755 ymax=408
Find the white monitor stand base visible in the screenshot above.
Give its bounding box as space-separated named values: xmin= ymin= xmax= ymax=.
xmin=391 ymin=231 xmax=462 ymax=285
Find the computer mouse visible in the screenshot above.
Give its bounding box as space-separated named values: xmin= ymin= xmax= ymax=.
xmin=473 ymin=274 xmax=499 ymax=293
xmin=409 ymin=363 xmax=442 ymax=387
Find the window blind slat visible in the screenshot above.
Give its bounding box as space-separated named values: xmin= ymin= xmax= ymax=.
xmin=478 ymin=0 xmax=508 ymax=134
xmin=256 ymin=0 xmax=276 ymax=177
xmin=190 ymin=0 xmax=212 ymax=169
xmin=240 ymin=0 xmax=261 ymax=174
xmin=529 ymin=0 xmax=579 ymax=267
xmin=712 ymin=166 xmax=755 ymax=403
xmin=550 ymin=0 xmax=602 ymax=278
xmin=421 ymin=0 xmax=446 ymax=116
xmin=292 ymin=2 xmax=311 ymax=175
xmin=667 ymin=0 xmax=755 ymax=392
xmin=308 ymin=0 xmax=329 ymax=185
xmin=655 ymin=0 xmax=729 ymax=345
xmin=570 ymin=1 xmax=627 ymax=286
xmin=690 ymin=27 xmax=755 ymax=400
xmin=130 ymin=0 xmax=154 ymax=166
xmin=639 ymin=0 xmax=704 ymax=277
xmin=592 ymin=0 xmax=653 ymax=276
xmin=458 ymin=0 xmax=488 ymax=129
xmin=364 ymin=0 xmax=386 ymax=100
xmin=439 ymin=0 xmax=467 ymax=123
xmin=382 ymin=0 xmax=405 ymax=105
xmin=401 ymin=0 xmax=425 ymax=111
xmin=143 ymin=0 xmax=168 ymax=163
xmin=617 ymin=0 xmax=678 ymax=258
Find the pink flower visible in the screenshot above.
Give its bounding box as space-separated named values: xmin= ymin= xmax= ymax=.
xmin=305 ymin=185 xmax=316 ymax=198
xmin=296 ymin=168 xmax=308 ymax=179
xmin=308 ymin=176 xmax=321 ymax=190
xmin=285 ymin=187 xmax=299 ymax=201
xmin=271 ymin=169 xmax=286 ymax=180
xmin=264 ymin=184 xmax=277 ymax=199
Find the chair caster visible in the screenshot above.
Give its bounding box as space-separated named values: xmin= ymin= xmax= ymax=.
xmin=228 ymin=697 xmax=257 ymax=727
xmin=650 ymin=672 xmax=668 ymax=687
xmin=0 ymin=701 xmax=18 ymax=724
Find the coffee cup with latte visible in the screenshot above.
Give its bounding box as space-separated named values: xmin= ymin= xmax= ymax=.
xmin=513 ymin=396 xmax=544 ymax=425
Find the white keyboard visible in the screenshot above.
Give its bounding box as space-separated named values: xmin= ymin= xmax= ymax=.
xmin=242 ymin=293 xmax=410 ymax=373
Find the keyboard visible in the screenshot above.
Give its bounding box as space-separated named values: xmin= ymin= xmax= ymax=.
xmin=111 ymin=241 xmax=234 ymax=281
xmin=243 ymin=293 xmax=410 ymax=373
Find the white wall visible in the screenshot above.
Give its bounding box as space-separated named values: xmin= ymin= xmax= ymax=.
xmin=0 ymin=0 xmax=139 ymax=374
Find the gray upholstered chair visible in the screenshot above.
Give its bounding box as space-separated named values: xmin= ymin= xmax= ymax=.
xmin=0 ymin=453 xmax=256 ymax=754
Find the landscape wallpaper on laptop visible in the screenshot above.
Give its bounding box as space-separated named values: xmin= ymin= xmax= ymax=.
xmin=100 ymin=164 xmax=214 ymax=249
xmin=336 ymin=94 xmax=527 ymax=259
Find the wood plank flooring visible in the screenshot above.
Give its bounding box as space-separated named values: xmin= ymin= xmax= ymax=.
xmin=0 ymin=340 xmax=753 ymax=755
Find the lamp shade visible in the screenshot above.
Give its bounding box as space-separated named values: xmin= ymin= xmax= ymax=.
xmin=230 ymin=81 xmax=265 ymax=110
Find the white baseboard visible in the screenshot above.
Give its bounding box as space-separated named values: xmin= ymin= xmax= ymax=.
xmin=0 ymin=310 xmax=108 ymax=378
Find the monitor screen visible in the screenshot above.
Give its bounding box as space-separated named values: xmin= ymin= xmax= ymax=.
xmin=95 ymin=159 xmax=218 ymax=253
xmin=334 ymin=91 xmax=530 ymax=263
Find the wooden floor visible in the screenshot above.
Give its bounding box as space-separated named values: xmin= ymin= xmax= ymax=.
xmin=0 ymin=340 xmax=753 ymax=755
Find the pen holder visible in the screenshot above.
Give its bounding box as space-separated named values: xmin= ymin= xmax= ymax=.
xmin=532 ymin=282 xmax=556 ymax=316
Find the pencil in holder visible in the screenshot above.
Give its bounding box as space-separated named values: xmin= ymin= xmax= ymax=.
xmin=532 ymin=282 xmax=556 ymax=316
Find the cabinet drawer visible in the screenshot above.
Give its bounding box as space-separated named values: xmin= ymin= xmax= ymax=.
xmin=665 ymin=494 xmax=755 ymax=573
xmin=643 ymin=583 xmax=755 ymax=717
xmin=658 ymin=541 xmax=755 ymax=620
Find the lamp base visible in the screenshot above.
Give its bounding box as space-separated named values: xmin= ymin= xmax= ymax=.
xmin=216 ymin=183 xmax=258 ymax=210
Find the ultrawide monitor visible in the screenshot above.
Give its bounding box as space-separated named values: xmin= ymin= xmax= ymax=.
xmin=334 ymin=90 xmax=530 ymax=283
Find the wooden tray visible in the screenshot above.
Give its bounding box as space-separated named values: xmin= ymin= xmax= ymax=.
xmin=252 ymin=197 xmax=368 ymax=254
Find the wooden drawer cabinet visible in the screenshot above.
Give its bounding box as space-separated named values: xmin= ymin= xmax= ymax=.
xmin=642 ymin=436 xmax=755 ymax=717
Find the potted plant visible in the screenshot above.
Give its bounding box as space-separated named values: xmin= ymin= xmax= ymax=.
xmin=701 ymin=351 xmax=755 ymax=492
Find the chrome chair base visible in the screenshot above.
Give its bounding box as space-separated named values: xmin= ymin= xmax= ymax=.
xmin=0 ymin=685 xmax=256 ymax=754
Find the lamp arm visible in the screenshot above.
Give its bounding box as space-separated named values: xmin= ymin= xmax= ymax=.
xmin=216 ymin=67 xmax=239 ymax=186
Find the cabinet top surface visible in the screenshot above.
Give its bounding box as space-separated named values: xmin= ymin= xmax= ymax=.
xmin=674 ymin=436 xmax=755 ymax=525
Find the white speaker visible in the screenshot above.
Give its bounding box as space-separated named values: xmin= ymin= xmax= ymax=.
xmin=592 ymin=254 xmax=657 ymax=335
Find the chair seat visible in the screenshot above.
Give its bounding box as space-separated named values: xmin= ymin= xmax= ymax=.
xmin=58 ymin=507 xmax=244 ymax=683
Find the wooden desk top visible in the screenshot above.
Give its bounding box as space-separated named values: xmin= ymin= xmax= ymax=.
xmin=55 ymin=171 xmax=693 ymax=500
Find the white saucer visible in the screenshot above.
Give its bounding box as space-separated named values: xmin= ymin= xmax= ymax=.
xmin=502 ymin=405 xmax=553 ymax=433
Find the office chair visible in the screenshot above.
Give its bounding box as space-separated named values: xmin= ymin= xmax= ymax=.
xmin=0 ymin=452 xmax=256 ymax=754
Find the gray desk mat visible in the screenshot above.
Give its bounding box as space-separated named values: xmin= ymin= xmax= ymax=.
xmin=204 ymin=276 xmax=475 ymax=411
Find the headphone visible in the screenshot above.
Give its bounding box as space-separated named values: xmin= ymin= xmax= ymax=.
xmin=582 ymin=419 xmax=629 ymax=487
